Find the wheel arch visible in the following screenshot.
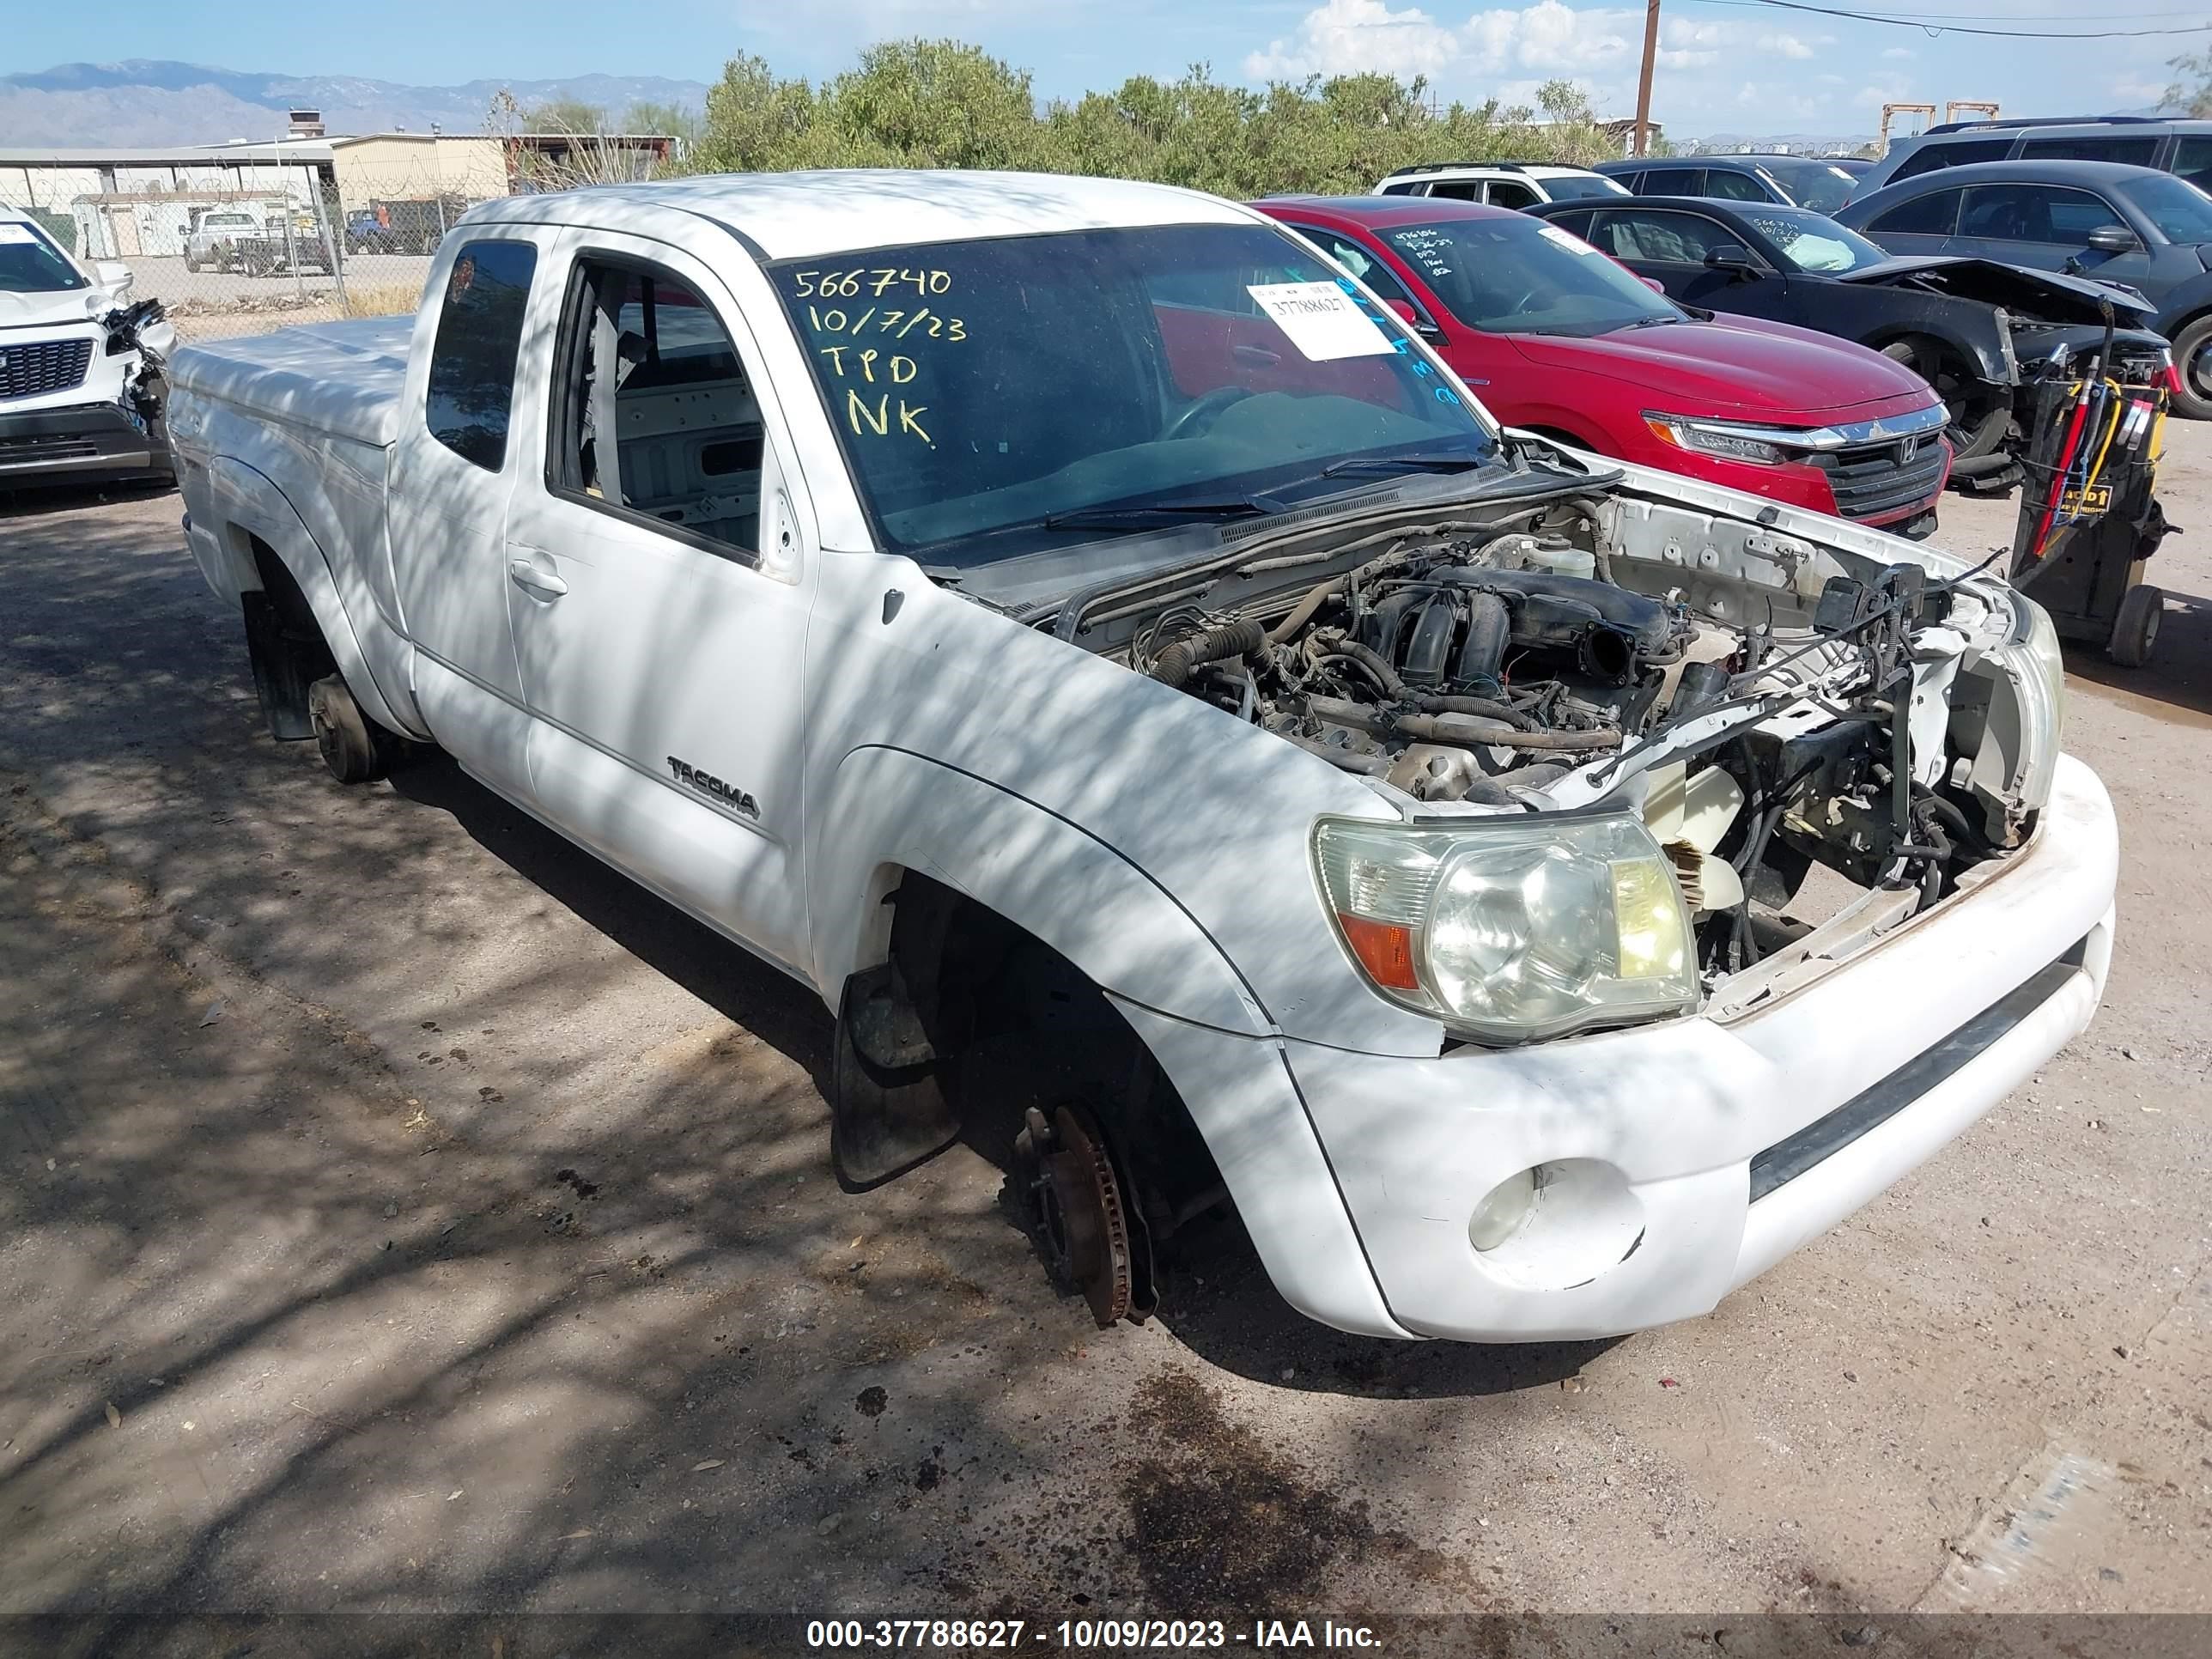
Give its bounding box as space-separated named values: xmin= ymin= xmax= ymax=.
xmin=203 ymin=456 xmax=415 ymax=738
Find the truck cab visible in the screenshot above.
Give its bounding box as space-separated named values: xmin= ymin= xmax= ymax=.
xmin=162 ymin=173 xmax=2117 ymax=1345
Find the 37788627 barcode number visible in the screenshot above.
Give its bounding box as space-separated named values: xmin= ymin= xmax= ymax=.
xmin=805 ymin=1619 xmax=1231 ymax=1648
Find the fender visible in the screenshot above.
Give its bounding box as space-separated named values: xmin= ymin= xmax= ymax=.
xmin=807 ymin=744 xmax=1272 ymax=1039
xmin=202 ymin=455 xmax=421 ymax=738
xmin=2154 ymin=276 xmax=2212 ymax=341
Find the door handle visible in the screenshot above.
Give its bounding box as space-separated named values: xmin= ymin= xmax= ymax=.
xmin=508 ymin=557 xmax=568 ymax=599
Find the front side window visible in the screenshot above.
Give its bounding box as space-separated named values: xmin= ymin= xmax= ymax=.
xmin=550 ymin=256 xmax=763 ymax=556
xmin=1383 ymin=213 xmax=1684 ymax=335
xmin=1758 ymin=159 xmax=1859 ymax=214
xmin=2115 ymin=172 xmax=2212 ymax=243
xmin=1960 ymin=185 xmax=2120 ymax=244
xmin=1866 ymin=188 xmax=1963 ymax=236
xmin=766 ymin=223 xmax=1497 ymax=567
xmin=0 ymin=221 xmax=85 ymax=293
xmin=1702 ymin=169 xmax=1771 ymax=204
xmin=1583 ymin=209 xmax=1737 ymax=266
xmin=424 ymin=238 xmax=538 ymax=471
xmin=1294 ymin=227 xmax=1421 ymax=313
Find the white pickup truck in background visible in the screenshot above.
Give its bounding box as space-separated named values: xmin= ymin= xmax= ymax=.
xmin=2 ymin=206 xmax=173 ymax=489
xmin=162 ymin=171 xmax=2117 ymax=1344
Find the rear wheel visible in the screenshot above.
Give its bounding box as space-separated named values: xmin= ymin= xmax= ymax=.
xmin=307 ymin=675 xmax=392 ymax=783
xmin=1880 ymin=337 xmax=2006 ymax=461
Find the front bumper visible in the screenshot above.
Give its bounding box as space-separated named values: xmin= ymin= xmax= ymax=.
xmin=1152 ymin=754 xmax=2118 ymax=1344
xmin=0 ymin=400 xmax=168 ymax=486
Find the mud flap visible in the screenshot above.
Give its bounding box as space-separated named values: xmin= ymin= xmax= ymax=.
xmin=241 ymin=589 xmax=332 ymax=741
xmin=830 ymin=963 xmax=961 ymax=1188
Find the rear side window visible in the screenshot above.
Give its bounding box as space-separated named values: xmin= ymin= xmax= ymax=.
xmin=2021 ymin=136 xmax=2160 ymax=167
xmin=425 ymin=239 xmax=538 ymax=471
xmin=1889 ymin=138 xmax=2014 ymax=181
xmin=1488 ymin=180 xmax=1540 ymax=210
xmin=1425 ymin=181 xmax=1483 ymax=202
xmin=1867 ymin=188 xmax=1962 ymax=236
xmin=1638 ymin=167 xmax=1705 ymax=195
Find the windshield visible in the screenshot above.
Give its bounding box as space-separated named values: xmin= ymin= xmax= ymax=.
xmin=1742 ymin=207 xmax=1889 ymax=273
xmin=1760 ymin=159 xmax=1859 ymax=215
xmin=0 ymin=221 xmax=86 ymax=293
xmin=1381 ymin=215 xmax=1680 ymax=337
xmin=767 ymin=223 xmax=1499 ymax=567
xmin=1540 ymin=174 xmax=1629 ymax=201
xmin=2116 ymin=173 xmax=2212 ymax=244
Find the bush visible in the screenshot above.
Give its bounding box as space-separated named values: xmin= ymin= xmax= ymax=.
xmin=683 ymin=41 xmax=1619 ymax=195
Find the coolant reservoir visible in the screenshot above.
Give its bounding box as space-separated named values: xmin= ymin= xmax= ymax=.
xmin=1522 ymin=542 xmax=1597 ymax=580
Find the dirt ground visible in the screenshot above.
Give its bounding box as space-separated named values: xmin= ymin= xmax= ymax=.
xmin=2 ymin=432 xmax=2209 ymax=1639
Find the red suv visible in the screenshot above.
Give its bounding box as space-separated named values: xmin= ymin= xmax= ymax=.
xmin=1255 ymin=196 xmax=1951 ymax=537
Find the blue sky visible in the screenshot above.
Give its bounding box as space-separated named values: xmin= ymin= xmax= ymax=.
xmin=3 ymin=0 xmax=2198 ymax=137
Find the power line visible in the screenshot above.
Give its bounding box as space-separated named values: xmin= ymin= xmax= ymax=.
xmin=1680 ymin=0 xmax=2212 ymax=35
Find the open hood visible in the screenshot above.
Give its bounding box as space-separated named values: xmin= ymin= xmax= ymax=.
xmin=1832 ymin=256 xmax=2159 ymax=328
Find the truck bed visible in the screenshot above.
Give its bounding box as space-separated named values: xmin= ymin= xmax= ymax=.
xmin=170 ymin=317 xmax=414 ymax=449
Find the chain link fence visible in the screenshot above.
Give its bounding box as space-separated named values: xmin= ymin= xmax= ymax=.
xmin=3 ymin=135 xmax=671 ymax=343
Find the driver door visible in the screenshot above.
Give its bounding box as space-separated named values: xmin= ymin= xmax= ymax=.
xmin=498 ymin=229 xmax=818 ymax=977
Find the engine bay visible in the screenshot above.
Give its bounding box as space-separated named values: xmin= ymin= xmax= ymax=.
xmin=1078 ymin=480 xmax=2047 ymax=994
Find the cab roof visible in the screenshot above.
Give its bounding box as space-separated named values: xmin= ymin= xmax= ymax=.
xmin=459 ymin=169 xmax=1258 ymax=261
xmin=1252 ymin=194 xmax=1520 ymax=228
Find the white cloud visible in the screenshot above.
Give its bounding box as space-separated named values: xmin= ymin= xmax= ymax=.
xmin=1243 ymin=0 xmax=1861 ymax=125
xmin=1881 ymin=46 xmax=1915 ymax=62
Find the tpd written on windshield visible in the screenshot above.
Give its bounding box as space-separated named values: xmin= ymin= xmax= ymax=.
xmin=789 ymin=265 xmax=968 ymax=447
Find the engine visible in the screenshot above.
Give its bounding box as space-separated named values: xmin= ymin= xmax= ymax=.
xmin=1133 ymin=526 xmax=1707 ymax=807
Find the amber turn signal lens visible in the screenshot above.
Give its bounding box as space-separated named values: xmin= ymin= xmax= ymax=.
xmin=1337 ymin=913 xmax=1419 ymax=990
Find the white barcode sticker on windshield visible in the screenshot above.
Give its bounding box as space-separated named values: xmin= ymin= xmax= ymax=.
xmin=0 ymin=224 xmax=40 ymax=245
xmin=1537 ymin=224 xmax=1598 ymax=255
xmin=1246 ymin=281 xmax=1395 ymax=361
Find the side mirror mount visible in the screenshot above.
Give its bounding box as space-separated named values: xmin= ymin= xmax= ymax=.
xmin=1702 ymin=244 xmax=1757 ymax=276
xmin=93 ymin=258 xmax=134 ymax=294
xmin=1387 ymin=296 xmax=1444 ymax=339
xmin=1639 ymin=276 xmax=1666 ymax=294
xmin=2086 ymin=224 xmax=2140 ymax=255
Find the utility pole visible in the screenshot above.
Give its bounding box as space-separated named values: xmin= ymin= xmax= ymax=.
xmin=1633 ymin=0 xmax=1661 ymax=156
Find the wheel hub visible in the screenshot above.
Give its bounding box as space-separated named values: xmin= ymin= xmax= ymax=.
xmin=1016 ymin=1103 xmax=1133 ymax=1328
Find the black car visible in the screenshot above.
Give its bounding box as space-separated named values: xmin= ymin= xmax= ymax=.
xmin=1837 ymin=159 xmax=2212 ymax=416
xmin=1595 ymin=154 xmax=1862 ymax=215
xmin=1533 ymin=195 xmax=2168 ymax=486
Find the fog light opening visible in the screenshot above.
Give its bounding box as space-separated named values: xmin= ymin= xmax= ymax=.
xmin=1468 ymin=1167 xmax=1539 ymax=1252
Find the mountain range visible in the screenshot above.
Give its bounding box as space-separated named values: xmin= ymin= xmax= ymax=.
xmin=0 ymin=60 xmax=713 ymax=148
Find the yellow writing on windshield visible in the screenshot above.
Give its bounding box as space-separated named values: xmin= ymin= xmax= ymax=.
xmin=846 ymin=389 xmax=932 ymax=447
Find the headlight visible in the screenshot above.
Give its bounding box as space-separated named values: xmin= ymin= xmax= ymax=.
xmin=1644 ymin=413 xmax=1792 ymax=465
xmin=1314 ymin=812 xmax=1698 ymax=1043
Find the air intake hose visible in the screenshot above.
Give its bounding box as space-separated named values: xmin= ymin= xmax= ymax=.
xmin=1149 ymin=618 xmax=1267 ymax=688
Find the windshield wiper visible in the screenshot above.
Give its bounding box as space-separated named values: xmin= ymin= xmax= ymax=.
xmin=1320 ymin=452 xmax=1490 ymax=478
xmin=1620 ymin=314 xmax=1680 ymax=331
xmin=1043 ymin=495 xmax=1284 ymax=529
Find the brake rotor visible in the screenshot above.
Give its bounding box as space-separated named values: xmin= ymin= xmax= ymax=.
xmin=1018 ymin=1103 xmax=1133 ymax=1328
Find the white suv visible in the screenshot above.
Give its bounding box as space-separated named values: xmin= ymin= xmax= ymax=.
xmin=1373 ymin=161 xmax=1628 ymax=210
xmin=0 ymin=208 xmax=174 ymax=489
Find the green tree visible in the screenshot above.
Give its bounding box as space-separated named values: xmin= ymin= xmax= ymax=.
xmin=2165 ymin=46 xmax=2212 ymax=117
xmin=526 ymin=96 xmax=608 ymax=136
xmin=623 ymin=99 xmax=702 ymax=150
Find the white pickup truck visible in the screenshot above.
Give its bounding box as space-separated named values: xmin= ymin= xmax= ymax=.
xmin=164 ymin=171 xmax=2117 ymax=1344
